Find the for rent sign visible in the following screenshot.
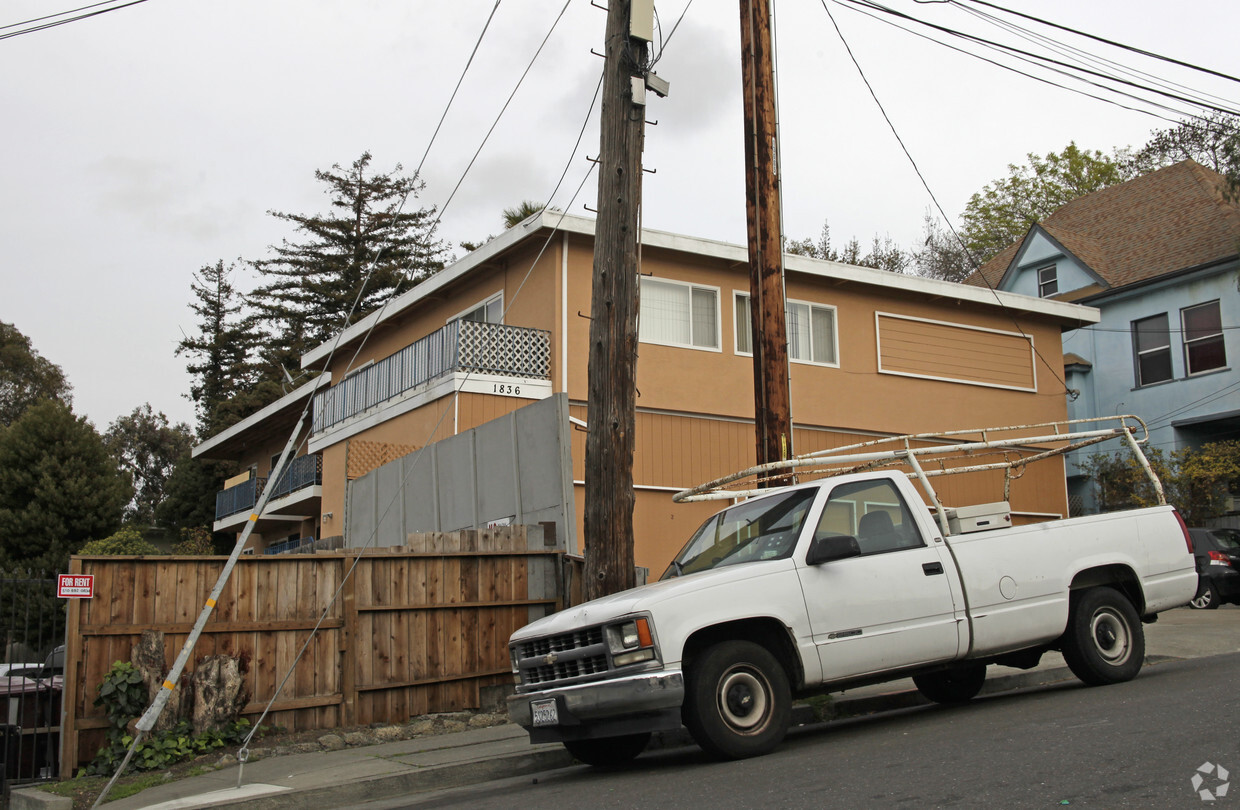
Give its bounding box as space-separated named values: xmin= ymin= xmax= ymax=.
xmin=57 ymin=574 xmax=94 ymax=598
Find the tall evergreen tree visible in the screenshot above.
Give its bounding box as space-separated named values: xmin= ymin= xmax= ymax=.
xmin=176 ymin=260 xmax=259 ymax=435
xmin=252 ymin=152 xmax=447 ymax=369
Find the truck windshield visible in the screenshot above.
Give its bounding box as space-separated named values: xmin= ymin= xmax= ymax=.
xmin=662 ymin=488 xmax=817 ymax=579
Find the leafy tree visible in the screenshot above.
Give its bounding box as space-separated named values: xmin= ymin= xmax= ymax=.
xmin=176 ymin=260 xmax=262 ymax=436
xmin=104 ymin=404 xmax=193 ymax=526
xmin=1081 ymin=441 xmax=1240 ymax=524
xmin=79 ymin=526 xmax=162 ymax=556
xmin=960 ymin=143 xmax=1134 ymax=263
xmin=1126 ymin=111 xmax=1240 ymax=182
xmin=0 ymin=321 xmax=72 ymax=427
xmin=155 ymin=454 xmax=235 ymax=542
xmin=785 ymin=219 xmax=910 ymax=272
xmin=912 ymin=212 xmax=974 ymax=283
xmin=252 ymin=152 xmax=448 ymax=370
xmin=502 ymin=200 xmax=545 ymax=228
xmin=0 ymin=401 xmax=130 ymax=569
xmin=171 ymin=527 xmax=216 ymax=555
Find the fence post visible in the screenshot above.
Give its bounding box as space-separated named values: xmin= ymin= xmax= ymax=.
xmin=340 ymin=553 xmax=358 ymax=726
xmin=60 ymin=557 xmax=84 ymax=778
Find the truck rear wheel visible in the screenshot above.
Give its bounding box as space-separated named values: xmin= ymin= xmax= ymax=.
xmin=683 ymin=640 xmax=791 ymax=760
xmin=913 ymin=663 xmax=986 ymax=704
xmin=562 ymin=733 xmax=650 ymax=767
xmin=1061 ymin=586 xmax=1144 ymax=686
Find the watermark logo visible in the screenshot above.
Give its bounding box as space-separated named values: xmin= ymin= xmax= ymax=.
xmin=1192 ymin=762 xmax=1230 ymax=802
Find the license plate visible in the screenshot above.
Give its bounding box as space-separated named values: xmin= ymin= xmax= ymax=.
xmin=531 ymin=698 xmax=558 ymax=727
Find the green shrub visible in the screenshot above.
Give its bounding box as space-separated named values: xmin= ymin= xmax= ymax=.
xmin=79 ymin=526 xmax=162 ymax=556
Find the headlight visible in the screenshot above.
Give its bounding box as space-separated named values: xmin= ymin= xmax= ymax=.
xmin=606 ymin=616 xmax=657 ymax=667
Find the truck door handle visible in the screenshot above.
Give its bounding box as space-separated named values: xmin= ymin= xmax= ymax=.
xmin=922 ymin=562 xmax=944 ymax=576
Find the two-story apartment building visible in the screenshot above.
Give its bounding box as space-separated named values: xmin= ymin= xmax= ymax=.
xmin=968 ymin=160 xmax=1240 ymax=513
xmin=195 ymin=211 xmax=1098 ymax=574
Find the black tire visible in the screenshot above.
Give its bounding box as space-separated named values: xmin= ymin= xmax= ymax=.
xmin=683 ymin=640 xmax=791 ymax=760
xmin=913 ymin=663 xmax=987 ymax=704
xmin=1061 ymin=586 xmax=1145 ymax=686
xmin=562 ymin=733 xmax=650 ymax=767
xmin=1189 ymin=581 xmax=1219 ymax=610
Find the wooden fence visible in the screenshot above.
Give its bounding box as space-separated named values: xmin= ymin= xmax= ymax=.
xmin=61 ymin=526 xmax=562 ymax=776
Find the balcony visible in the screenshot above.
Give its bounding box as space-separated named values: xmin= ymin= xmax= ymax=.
xmin=214 ymin=454 xmax=323 ymax=525
xmin=311 ymin=319 xmax=552 ymax=434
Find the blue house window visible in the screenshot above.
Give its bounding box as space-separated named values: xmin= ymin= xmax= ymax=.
xmin=1133 ymin=314 xmax=1173 ymax=386
xmin=1037 ymin=265 xmax=1058 ymax=297
xmin=1182 ymin=300 xmax=1226 ymax=375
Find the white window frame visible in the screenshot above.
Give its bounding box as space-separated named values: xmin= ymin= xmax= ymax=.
xmin=638 ymin=277 xmax=721 ymax=352
xmin=733 ymin=291 xmax=839 ymax=368
xmin=448 ymin=291 xmax=504 ymax=325
xmin=1037 ymin=265 xmax=1058 ymax=298
xmin=1181 ymin=300 xmax=1226 ymax=376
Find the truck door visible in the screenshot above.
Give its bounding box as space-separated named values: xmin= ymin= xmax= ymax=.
xmin=797 ymin=477 xmax=961 ymax=682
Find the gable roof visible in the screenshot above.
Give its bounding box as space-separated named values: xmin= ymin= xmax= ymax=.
xmin=969 ymin=160 xmax=1240 ymax=293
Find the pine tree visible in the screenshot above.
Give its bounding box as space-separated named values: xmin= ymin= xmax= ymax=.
xmin=251 ymin=152 xmax=447 ymax=368
xmin=176 ymin=260 xmax=259 ymax=435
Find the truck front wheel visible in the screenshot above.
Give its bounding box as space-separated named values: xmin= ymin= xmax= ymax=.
xmin=1061 ymin=586 xmax=1145 ymax=686
xmin=684 ymin=640 xmax=791 ymax=760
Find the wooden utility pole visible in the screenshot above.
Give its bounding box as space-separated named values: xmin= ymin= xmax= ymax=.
xmin=740 ymin=0 xmax=793 ymax=473
xmin=584 ymin=0 xmax=651 ymax=600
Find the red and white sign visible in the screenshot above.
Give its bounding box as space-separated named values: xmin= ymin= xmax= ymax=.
xmin=57 ymin=574 xmax=94 ymax=598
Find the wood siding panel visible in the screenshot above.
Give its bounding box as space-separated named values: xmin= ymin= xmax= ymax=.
xmin=61 ymin=530 xmax=561 ymax=775
xmin=877 ymin=314 xmax=1036 ymax=391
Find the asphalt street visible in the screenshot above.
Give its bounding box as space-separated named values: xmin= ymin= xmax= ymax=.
xmin=354 ymin=652 xmax=1240 ymax=810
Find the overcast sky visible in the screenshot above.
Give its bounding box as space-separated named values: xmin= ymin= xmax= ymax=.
xmin=3 ymin=0 xmax=1238 ymax=433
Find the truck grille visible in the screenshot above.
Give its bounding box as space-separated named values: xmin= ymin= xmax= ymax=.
xmin=514 ymin=625 xmax=610 ymax=688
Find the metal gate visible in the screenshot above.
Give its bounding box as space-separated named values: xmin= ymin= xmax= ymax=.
xmin=0 ymin=575 xmax=65 ymax=799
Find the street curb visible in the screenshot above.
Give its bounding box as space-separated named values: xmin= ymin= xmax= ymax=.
xmin=9 ymin=787 xmax=72 ymax=810
xmin=197 ymin=748 xmax=576 ymax=810
xmin=76 ymin=656 xmax=1183 ymax=810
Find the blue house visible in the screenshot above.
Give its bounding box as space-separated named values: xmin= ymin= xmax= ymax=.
xmin=969 ymin=160 xmax=1240 ymax=514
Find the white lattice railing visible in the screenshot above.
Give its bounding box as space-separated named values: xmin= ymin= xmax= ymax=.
xmin=312 ymin=320 xmax=551 ymax=433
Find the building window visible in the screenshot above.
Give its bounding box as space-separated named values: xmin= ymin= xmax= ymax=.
xmin=639 ymin=278 xmax=719 ymax=350
xmin=452 ymin=292 xmax=503 ymax=324
xmin=1182 ymin=300 xmax=1226 ymax=375
xmin=1037 ymin=265 xmax=1058 ymax=297
xmin=735 ymin=293 xmax=838 ymax=365
xmin=1133 ymin=313 xmax=1172 ymax=386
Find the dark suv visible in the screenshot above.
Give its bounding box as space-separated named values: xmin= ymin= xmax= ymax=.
xmin=1188 ymin=527 xmax=1240 ymax=609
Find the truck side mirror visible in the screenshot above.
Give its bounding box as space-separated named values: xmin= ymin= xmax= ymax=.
xmin=806 ymin=534 xmax=861 ymax=566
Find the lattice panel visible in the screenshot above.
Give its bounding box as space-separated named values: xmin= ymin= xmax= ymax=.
xmin=347 ymin=439 xmax=420 ymax=480
xmin=458 ymin=321 xmax=550 ymax=378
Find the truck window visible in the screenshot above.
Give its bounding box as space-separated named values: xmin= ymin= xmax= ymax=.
xmin=664 ymin=488 xmax=817 ymax=578
xmin=815 ymin=479 xmax=923 ymax=555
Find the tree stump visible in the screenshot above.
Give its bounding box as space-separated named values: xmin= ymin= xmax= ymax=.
xmin=192 ymin=654 xmax=249 ymax=735
xmin=130 ymin=630 xmax=190 ymax=732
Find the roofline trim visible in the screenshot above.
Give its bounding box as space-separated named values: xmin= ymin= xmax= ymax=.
xmin=300 ymin=212 xmax=1100 ymax=369
xmin=191 ymin=373 xmax=332 ymax=458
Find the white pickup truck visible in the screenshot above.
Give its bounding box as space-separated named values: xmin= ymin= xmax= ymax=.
xmin=507 ymin=421 xmax=1198 ymax=765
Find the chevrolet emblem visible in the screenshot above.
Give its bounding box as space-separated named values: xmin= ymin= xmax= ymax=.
xmin=543 ymin=653 xmax=558 ymax=666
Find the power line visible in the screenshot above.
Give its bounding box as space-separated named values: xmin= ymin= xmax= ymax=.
xmin=0 ymin=0 xmax=120 ymax=30
xmin=834 ymin=0 xmax=1190 ymax=126
xmin=841 ymin=0 xmax=1240 ymax=118
xmin=959 ymin=0 xmax=1240 ymax=87
xmin=0 ymin=0 xmax=150 ymax=41
xmin=815 ymin=0 xmax=1073 ymax=398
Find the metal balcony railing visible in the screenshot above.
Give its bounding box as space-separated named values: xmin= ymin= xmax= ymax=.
xmin=268 ymin=454 xmax=323 ymax=500
xmin=214 ymin=455 xmax=323 ymax=520
xmin=312 ymin=319 xmax=551 ymax=433
xmin=215 ymin=476 xmax=265 ymax=520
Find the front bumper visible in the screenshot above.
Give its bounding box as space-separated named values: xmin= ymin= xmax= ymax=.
xmin=508 ymin=670 xmax=685 ymax=742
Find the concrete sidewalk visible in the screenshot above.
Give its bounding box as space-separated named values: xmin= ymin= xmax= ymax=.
xmin=16 ymin=607 xmax=1239 ymax=810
